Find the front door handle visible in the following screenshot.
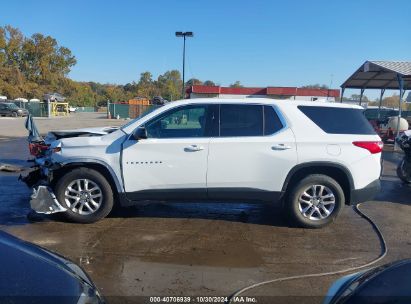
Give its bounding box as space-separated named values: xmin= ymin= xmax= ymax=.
xmin=271 ymin=144 xmax=291 ymax=151
xmin=184 ymin=145 xmax=204 ymax=152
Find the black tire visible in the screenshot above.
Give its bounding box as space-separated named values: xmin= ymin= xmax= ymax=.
xmin=286 ymin=174 xmax=345 ymax=228
xmin=54 ymin=168 xmax=114 ymax=223
xmin=12 ymin=112 xmax=18 ymax=117
xmin=397 ymin=159 xmax=411 ymax=184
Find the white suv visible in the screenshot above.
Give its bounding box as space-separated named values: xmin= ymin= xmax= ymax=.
xmin=25 ymin=98 xmax=382 ymax=228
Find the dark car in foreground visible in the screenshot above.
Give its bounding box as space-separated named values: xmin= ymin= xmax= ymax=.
xmin=324 ymin=259 xmax=411 ymax=304
xmin=0 ymin=231 xmax=104 ymax=304
xmin=0 ymin=102 xmax=29 ymax=117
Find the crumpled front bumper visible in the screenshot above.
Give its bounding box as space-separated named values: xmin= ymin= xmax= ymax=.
xmin=21 ymin=168 xmax=67 ymax=214
xmin=30 ymin=186 xmax=67 ymax=214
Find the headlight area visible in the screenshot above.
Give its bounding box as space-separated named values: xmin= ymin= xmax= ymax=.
xmin=20 ymin=157 xmax=62 ymax=198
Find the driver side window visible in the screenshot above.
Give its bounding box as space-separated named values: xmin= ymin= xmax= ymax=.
xmin=145 ymin=105 xmax=208 ymax=138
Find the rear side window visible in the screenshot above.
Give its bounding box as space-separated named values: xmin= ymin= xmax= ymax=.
xmin=298 ymin=106 xmax=376 ymax=135
xmin=220 ymin=105 xmax=263 ymax=136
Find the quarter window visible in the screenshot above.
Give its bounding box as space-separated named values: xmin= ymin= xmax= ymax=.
xmin=264 ymin=106 xmax=284 ymax=135
xmin=298 ymin=106 xmax=376 ymax=135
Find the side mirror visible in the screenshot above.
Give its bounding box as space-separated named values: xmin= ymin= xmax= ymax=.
xmin=132 ymin=127 xmax=148 ymax=140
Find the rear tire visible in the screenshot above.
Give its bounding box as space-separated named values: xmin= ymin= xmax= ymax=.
xmin=286 ymin=174 xmax=344 ymax=228
xmin=54 ymin=168 xmax=114 ymax=223
xmin=397 ymin=159 xmax=411 ymax=184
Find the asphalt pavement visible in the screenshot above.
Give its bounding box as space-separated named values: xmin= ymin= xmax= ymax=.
xmin=0 ymin=115 xmax=410 ymax=303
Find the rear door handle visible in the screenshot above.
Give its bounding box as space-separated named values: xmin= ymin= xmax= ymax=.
xmin=271 ymin=144 xmax=291 ymax=151
xmin=184 ymin=145 xmax=204 ymax=152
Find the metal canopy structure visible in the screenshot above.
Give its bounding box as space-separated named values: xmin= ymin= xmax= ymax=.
xmin=341 ymin=61 xmax=410 ymax=106
xmin=341 ymin=61 xmax=411 ymax=90
xmin=341 ymin=60 xmax=411 ymax=147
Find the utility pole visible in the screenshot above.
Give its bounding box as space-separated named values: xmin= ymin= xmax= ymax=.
xmin=175 ymin=31 xmax=194 ymax=99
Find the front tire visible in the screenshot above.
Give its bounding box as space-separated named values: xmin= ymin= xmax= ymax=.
xmin=54 ymin=168 xmax=114 ymax=223
xmin=286 ymin=174 xmax=344 ymax=228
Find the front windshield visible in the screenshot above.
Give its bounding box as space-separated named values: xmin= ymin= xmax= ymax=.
xmin=120 ymin=105 xmax=162 ymax=129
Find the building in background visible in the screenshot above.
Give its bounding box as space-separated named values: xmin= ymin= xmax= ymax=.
xmin=186 ymin=85 xmax=340 ymax=101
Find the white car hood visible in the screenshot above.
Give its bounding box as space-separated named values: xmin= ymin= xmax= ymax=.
xmin=45 ymin=126 xmax=119 ymax=142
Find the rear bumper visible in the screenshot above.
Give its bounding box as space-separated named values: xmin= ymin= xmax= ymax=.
xmin=349 ymin=179 xmax=381 ymax=205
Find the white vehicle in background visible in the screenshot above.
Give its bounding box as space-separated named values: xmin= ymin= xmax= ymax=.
xmin=69 ymin=106 xmax=77 ymax=113
xmin=23 ymin=98 xmax=382 ymax=228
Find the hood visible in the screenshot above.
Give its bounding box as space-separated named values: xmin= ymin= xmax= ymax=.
xmin=0 ymin=231 xmax=100 ymax=298
xmin=46 ymin=126 xmax=119 ymax=141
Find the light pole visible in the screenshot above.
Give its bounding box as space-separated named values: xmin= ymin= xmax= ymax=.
xmin=175 ymin=31 xmax=193 ymax=99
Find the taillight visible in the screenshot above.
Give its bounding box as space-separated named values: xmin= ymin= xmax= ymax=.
xmin=353 ymin=141 xmax=383 ymax=154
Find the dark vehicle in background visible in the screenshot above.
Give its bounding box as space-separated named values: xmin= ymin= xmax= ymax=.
xmin=0 ymin=231 xmax=104 ymax=304
xmin=0 ymin=102 xmax=29 ymax=117
xmin=396 ymin=130 xmax=411 ymax=183
xmin=43 ymin=92 xmax=66 ymax=102
xmin=324 ymin=259 xmax=411 ymax=304
xmin=151 ymin=96 xmax=169 ymax=105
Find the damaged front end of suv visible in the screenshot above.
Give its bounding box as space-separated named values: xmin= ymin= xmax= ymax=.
xmin=21 ymin=115 xmax=119 ymax=215
xmin=22 ymin=139 xmax=67 ymax=214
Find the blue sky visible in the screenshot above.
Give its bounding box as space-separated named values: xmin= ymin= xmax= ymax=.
xmin=1 ymin=0 xmax=410 ymax=99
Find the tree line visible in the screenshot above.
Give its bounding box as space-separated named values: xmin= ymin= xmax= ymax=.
xmin=4 ymin=25 xmax=408 ymax=108
xmin=0 ymin=25 xmax=245 ymax=107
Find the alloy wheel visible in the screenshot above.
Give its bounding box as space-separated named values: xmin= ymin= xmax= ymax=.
xmin=64 ymin=179 xmax=103 ymax=215
xmin=298 ymin=184 xmax=336 ymax=221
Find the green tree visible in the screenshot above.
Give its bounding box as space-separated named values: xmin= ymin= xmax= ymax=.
xmin=185 ymin=78 xmax=202 ymax=86
xmin=350 ymin=94 xmax=369 ymax=102
xmin=21 ymin=33 xmax=76 ymax=84
xmin=2 ymin=25 xmax=24 ymax=68
xmin=301 ymin=84 xmax=329 ymax=89
xmin=0 ymin=27 xmax=6 ymax=65
xmin=157 ymin=70 xmax=182 ymax=100
xmin=381 ymin=95 xmax=400 ymax=108
xmin=136 ymin=71 xmax=155 ymax=98
xmin=203 ymin=80 xmax=216 ymax=86
xmin=230 ymin=81 xmax=243 ymax=88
